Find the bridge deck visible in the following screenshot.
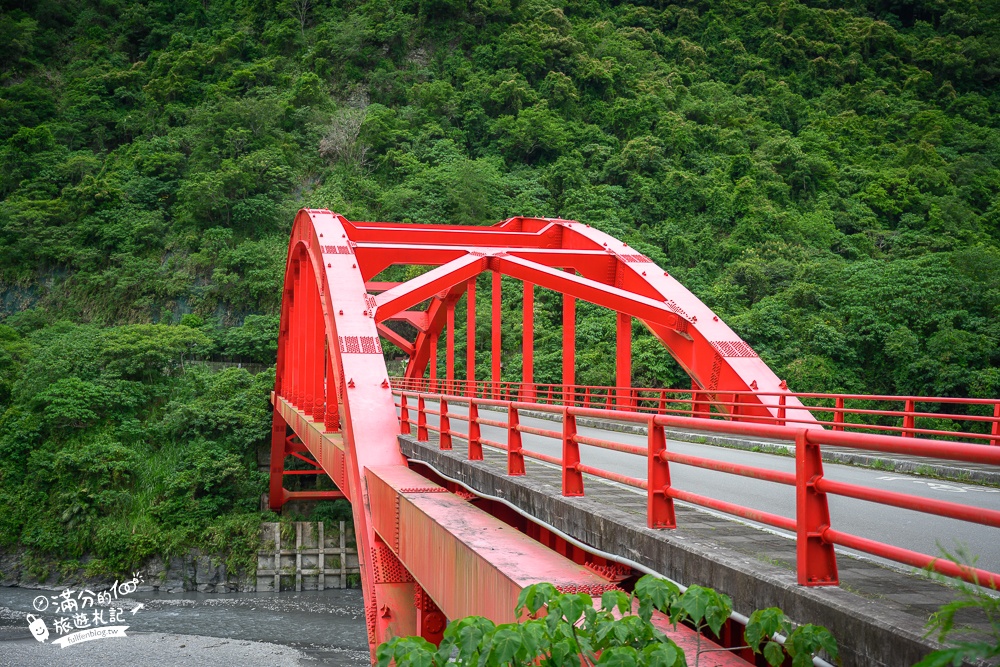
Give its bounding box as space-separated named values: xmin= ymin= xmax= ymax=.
xmin=399 ymin=432 xmax=994 ymax=667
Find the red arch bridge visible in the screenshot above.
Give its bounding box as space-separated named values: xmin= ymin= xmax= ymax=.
xmin=269 ymin=210 xmax=1000 ymax=665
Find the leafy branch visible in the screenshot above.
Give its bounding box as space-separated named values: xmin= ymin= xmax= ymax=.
xmin=378 ymin=576 xmax=839 ymax=667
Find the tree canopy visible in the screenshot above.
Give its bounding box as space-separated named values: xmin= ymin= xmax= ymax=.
xmin=1 ymin=0 xmax=998 ymax=572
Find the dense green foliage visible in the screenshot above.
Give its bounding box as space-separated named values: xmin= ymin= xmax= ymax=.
xmin=0 ymin=319 xmax=272 ymax=575
xmin=2 ymin=0 xmax=999 ymax=396
xmin=1 ymin=0 xmax=999 ymax=568
xmin=915 ymin=551 xmax=1000 ymax=667
xmin=378 ymin=577 xmax=839 ymax=667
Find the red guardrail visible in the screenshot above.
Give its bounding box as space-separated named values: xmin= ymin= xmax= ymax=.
xmin=393 ymin=387 xmax=1000 ymax=590
xmin=392 ymin=377 xmax=1000 ymax=445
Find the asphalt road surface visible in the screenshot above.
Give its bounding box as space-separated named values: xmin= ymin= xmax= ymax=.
xmin=412 ymin=401 xmax=1000 ymax=574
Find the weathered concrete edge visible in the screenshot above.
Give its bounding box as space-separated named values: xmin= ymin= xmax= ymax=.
xmin=400 ymin=435 xmax=958 ymax=667
xmin=478 ymin=404 xmax=1000 ymax=487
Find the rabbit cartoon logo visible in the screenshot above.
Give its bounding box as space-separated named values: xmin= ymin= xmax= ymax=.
xmin=26 ymin=614 xmax=49 ymax=642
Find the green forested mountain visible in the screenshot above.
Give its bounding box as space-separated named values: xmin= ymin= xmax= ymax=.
xmin=0 ymin=0 xmax=998 ymax=572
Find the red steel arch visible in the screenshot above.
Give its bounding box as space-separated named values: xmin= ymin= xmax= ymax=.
xmin=356 ymin=214 xmax=816 ymax=426
xmin=269 ymin=210 xmax=817 ymax=656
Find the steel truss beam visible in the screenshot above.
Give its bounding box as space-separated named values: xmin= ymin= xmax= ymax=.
xmin=271 ymin=210 xmax=818 ymax=659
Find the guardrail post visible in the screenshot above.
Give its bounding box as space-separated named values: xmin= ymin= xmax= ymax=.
xmin=659 ymin=389 xmax=667 ymax=415
xmin=584 ymin=387 xmax=591 ymax=409
xmin=647 ymin=418 xmax=676 ymax=529
xmin=562 ymin=408 xmax=583 ymax=496
xmin=992 ymin=402 xmax=999 ymax=447
xmin=796 ymin=430 xmax=838 ymax=586
xmin=399 ymin=394 xmax=410 ymax=435
xmin=508 ymin=404 xmax=525 ymax=475
xmin=439 ymin=397 xmax=451 ymax=450
xmin=417 ymin=395 xmax=428 ymax=442
xmin=833 ymin=397 xmax=844 ymax=431
xmin=777 ymin=393 xmax=786 ymax=427
xmin=903 ymin=399 xmax=915 ymax=438
xmin=691 ymin=381 xmax=710 ymax=419
xmin=468 ymin=402 xmax=482 ymax=460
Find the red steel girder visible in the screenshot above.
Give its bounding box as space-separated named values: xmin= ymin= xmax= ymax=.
xmin=366 ymin=465 xmax=614 ymax=622
xmin=344 ymin=218 xmax=565 ymax=247
xmin=374 ymin=254 xmax=486 ymax=323
xmin=386 ymin=310 xmax=430 ymax=333
xmin=493 ymin=254 xmax=683 ymax=330
xmin=271 ymin=209 xmax=820 ymax=659
xmin=365 ymin=281 xmax=402 ymax=293
xmin=377 ymin=323 xmax=416 ymax=356
xmin=355 ymin=245 xmax=613 ymax=282
xmin=283 ymin=490 xmax=346 ymax=502
xmin=364 ymin=465 xmax=750 ymax=665
xmin=272 ymin=210 xmax=414 ymax=656
xmin=358 ymin=216 xmax=818 ymax=426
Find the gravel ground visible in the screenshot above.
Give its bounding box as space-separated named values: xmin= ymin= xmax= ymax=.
xmin=0 ymin=629 xmax=317 ymax=666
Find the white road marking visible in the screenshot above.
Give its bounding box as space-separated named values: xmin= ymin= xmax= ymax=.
xmin=875 ymin=476 xmax=1000 ymax=493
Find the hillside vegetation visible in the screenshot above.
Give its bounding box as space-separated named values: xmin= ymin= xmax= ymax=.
xmin=0 ymin=0 xmax=998 ymax=572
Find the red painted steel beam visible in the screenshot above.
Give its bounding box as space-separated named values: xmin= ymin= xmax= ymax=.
xmin=491 ymin=271 xmax=501 ymax=395
xmin=467 ymin=278 xmax=476 ymax=391
xmin=446 ymin=299 xmax=455 ymax=386
xmin=563 ymin=269 xmax=575 ymax=397
xmin=274 ymin=395 xmax=351 ymax=499
xmin=386 ymin=310 xmax=430 ymax=333
xmin=273 ymin=210 xmax=827 ymax=654
xmin=374 ymin=255 xmax=486 ymax=322
xmin=345 ymin=222 xmax=565 ymax=247
xmin=616 ymin=312 xmax=632 ymax=408
xmin=273 ymin=210 xmax=417 ymax=655
xmin=283 ymin=490 xmax=346 ymax=502
xmin=356 ymin=246 xmax=609 ymax=282
xmin=356 ymin=246 xmax=468 ymax=280
xmin=494 ymin=255 xmax=683 ymax=330
xmin=377 ymin=323 xmax=415 ymax=356
xmin=523 ymin=282 xmax=534 ymax=399
xmin=404 ymin=284 xmax=467 ymax=384
xmin=365 ymin=281 xmax=402 ymax=293
xmin=365 ymin=465 xmax=751 ymax=665
xmin=355 ymin=214 xmax=813 ymax=426
xmin=366 ymin=465 xmax=613 ymax=621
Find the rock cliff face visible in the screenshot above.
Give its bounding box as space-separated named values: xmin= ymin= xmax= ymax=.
xmin=141 ymin=552 xmax=256 ymax=593
xmin=0 ymin=548 xmax=254 ymax=593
